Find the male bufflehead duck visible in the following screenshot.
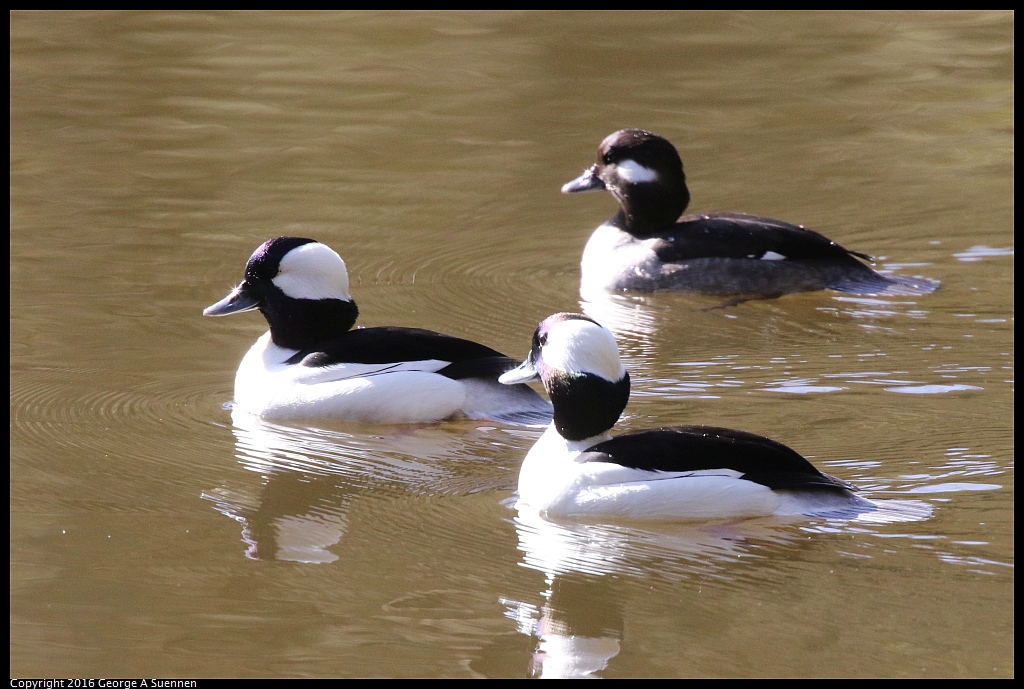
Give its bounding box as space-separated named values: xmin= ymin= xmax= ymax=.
xmin=564 ymin=128 xmax=939 ymax=297
xmin=204 ymin=237 xmax=552 ymax=425
xmin=499 ymin=313 xmax=872 ymax=519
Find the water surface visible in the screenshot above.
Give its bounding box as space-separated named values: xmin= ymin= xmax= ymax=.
xmin=11 ymin=10 xmax=1013 ymax=678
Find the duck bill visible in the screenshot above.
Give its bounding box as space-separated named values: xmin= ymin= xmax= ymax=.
xmin=203 ymin=284 xmax=260 ymax=317
xmin=561 ymin=164 xmax=605 ymax=194
xmin=498 ymin=358 xmax=540 ymax=385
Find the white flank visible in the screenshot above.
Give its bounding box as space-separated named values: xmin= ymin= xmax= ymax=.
xmin=232 ymin=332 xmax=465 ymax=423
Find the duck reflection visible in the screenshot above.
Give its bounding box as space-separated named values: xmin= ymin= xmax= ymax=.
xmin=502 ymin=508 xmax=806 ymax=678
xmin=578 ymin=290 xmax=665 ymax=343
xmin=581 ymin=284 xmax=936 ymax=339
xmin=503 ymin=571 xmax=623 ymax=679
xmin=503 ymin=497 xmax=931 ymax=677
xmin=513 ymin=506 xmax=810 ymax=580
xmin=203 ymin=406 xmax=507 ymax=563
xmin=204 ymin=468 xmax=349 ymax=564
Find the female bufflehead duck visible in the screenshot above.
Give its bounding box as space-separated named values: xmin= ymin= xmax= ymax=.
xmin=204 ymin=237 xmax=552 ymax=425
xmin=563 ymin=129 xmax=939 ymax=297
xmin=499 ymin=313 xmax=872 ymax=519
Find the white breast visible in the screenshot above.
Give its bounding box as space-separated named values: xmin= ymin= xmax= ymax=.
xmin=579 ymin=224 xmax=663 ymax=295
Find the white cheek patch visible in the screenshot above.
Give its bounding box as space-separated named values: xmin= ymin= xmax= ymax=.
xmin=544 ymin=319 xmax=626 ymax=383
xmin=616 ymin=159 xmax=659 ymax=183
xmin=274 ymin=243 xmax=352 ymax=300
xmin=760 ymin=251 xmax=787 ymax=261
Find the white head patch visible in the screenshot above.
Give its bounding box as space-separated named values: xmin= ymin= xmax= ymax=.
xmin=615 ymin=159 xmax=659 ymax=184
xmin=542 ymin=318 xmax=625 ymax=383
xmin=273 ymin=242 xmax=352 ymax=301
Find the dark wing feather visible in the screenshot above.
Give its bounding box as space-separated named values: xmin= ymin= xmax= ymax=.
xmin=651 ymin=212 xmax=872 ymax=264
xmin=287 ymin=326 xmax=507 ymax=373
xmin=436 ymin=355 xmax=523 ymax=381
xmin=581 ymin=425 xmax=853 ymax=491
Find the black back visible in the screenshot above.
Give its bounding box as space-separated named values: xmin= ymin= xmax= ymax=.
xmin=286 ymin=326 xmax=513 ymax=377
xmin=649 ymin=212 xmax=873 ymax=265
xmin=581 ymin=425 xmax=852 ymax=491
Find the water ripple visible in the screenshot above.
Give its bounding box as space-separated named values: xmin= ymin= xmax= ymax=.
xmin=203 ymin=411 xmax=533 ymax=563
xmin=11 ymin=369 xmax=228 ymax=455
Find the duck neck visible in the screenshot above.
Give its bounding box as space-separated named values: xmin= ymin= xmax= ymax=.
xmin=263 ymin=297 xmax=359 ymax=350
xmin=547 ymin=371 xmax=630 ymax=441
xmin=551 ymin=424 xmax=614 ymax=454
xmin=612 ymin=178 xmax=690 ymax=238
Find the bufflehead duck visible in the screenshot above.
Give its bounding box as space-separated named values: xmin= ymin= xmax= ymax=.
xmin=204 ymin=237 xmax=552 ymax=425
xmin=499 ymin=313 xmax=872 ymax=519
xmin=564 ymin=129 xmax=939 ymax=297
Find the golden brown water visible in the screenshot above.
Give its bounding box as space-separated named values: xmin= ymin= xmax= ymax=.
xmin=11 ymin=11 xmax=1013 ymax=678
